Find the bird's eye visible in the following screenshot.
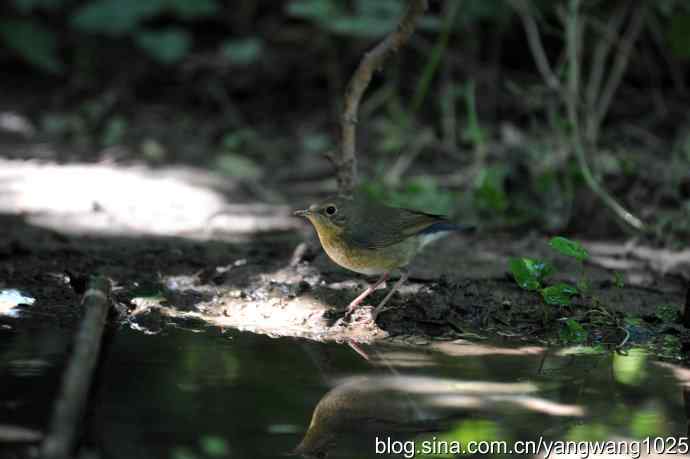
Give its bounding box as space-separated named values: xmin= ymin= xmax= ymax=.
xmin=325 ymin=205 xmax=337 ymax=216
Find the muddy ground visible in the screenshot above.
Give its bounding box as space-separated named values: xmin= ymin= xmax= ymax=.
xmin=1 ymin=158 xmax=688 ymax=360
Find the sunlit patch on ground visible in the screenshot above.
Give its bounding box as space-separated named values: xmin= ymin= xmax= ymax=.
xmin=0 ymin=289 xmax=35 ymax=317
xmin=0 ymin=159 xmax=299 ymax=237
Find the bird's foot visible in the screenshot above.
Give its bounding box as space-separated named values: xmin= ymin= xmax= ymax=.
xmin=343 ymin=305 xmax=369 ymax=323
xmin=343 ymin=299 xmax=365 ymax=319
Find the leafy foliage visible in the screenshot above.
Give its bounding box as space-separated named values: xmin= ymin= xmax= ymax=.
xmin=541 ymin=283 xmax=578 ymax=306
xmin=474 ymin=167 xmax=508 ymax=213
xmin=509 ymin=236 xmax=590 ymax=308
xmin=71 ymin=0 xmax=165 ymax=36
xmin=0 ymin=0 xmax=220 ymax=72
xmin=135 ymin=28 xmax=192 ymax=64
xmin=221 ymin=38 xmax=264 ymax=66
xmin=549 ymin=237 xmax=589 ymax=262
xmin=12 ymin=0 xmax=64 ymax=13
xmin=72 ymin=0 xmax=218 ymax=35
xmin=508 ymin=257 xmax=553 ymax=291
xmin=363 ymin=176 xmax=457 ymax=217
xmin=0 ymin=19 xmax=63 ymax=73
xmin=559 ymin=318 xmax=588 ymax=344
xmin=286 ymin=0 xmax=403 ymax=38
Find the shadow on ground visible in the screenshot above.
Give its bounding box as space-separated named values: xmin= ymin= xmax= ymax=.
xmin=0 ymin=158 xmax=688 ymax=357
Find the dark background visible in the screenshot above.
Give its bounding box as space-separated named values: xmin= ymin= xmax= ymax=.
xmin=1 ymin=0 xmax=689 ymax=240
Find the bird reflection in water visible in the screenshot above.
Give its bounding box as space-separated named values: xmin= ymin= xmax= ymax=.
xmin=294 ymin=375 xmax=583 ymax=459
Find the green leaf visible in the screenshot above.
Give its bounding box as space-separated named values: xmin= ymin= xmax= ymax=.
xmin=525 ymin=258 xmax=556 ymax=280
xmin=199 ymin=436 xmax=229 ymax=457
xmin=170 ymin=447 xmax=197 ymax=459
xmin=549 ymin=236 xmax=589 ymax=261
xmin=655 ymin=304 xmax=679 ymax=323
xmin=135 ymin=28 xmax=192 ymax=64
xmin=71 ymin=0 xmax=165 ymax=36
xmin=12 ymin=0 xmax=64 ymax=13
xmin=541 ymin=283 xmax=578 ymax=306
xmin=286 ymin=0 xmax=338 ymax=22
xmin=328 ymin=17 xmax=396 ymax=37
xmin=509 ymin=257 xmax=543 ymax=291
xmin=0 ymin=19 xmax=63 ymax=73
xmin=221 ymin=38 xmax=264 ymax=65
xmin=167 ymin=0 xmax=219 ymax=19
xmin=613 ymin=271 xmax=625 ymax=288
xmin=559 ymin=318 xmax=587 ymax=344
xmin=576 ymin=277 xmax=590 ymax=294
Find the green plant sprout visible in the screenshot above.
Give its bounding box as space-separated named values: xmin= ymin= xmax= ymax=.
xmin=509 ymin=236 xmax=589 ymax=307
xmin=509 ymin=236 xmax=594 ymax=343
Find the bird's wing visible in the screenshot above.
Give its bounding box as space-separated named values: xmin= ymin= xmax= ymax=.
xmin=346 ymin=206 xmax=447 ymax=250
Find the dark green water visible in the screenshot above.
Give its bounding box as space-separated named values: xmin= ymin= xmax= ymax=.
xmin=2 ymin=322 xmax=689 ymax=459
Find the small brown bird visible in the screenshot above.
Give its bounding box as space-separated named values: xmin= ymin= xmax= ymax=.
xmin=295 ymin=195 xmax=473 ymax=317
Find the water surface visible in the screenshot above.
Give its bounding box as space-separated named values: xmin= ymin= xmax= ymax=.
xmin=1 ymin=322 xmax=689 ymax=458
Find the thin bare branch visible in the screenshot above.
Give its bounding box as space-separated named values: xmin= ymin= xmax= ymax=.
xmin=565 ymin=0 xmax=582 ymax=118
xmin=509 ymin=0 xmax=561 ymax=91
xmin=337 ymin=0 xmax=428 ymax=196
xmin=564 ymin=0 xmax=646 ymax=232
xmin=590 ymin=4 xmax=646 ymax=144
xmin=585 ymin=4 xmax=629 ymax=120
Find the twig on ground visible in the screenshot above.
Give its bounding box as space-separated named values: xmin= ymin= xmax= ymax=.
xmin=335 ymin=0 xmax=428 ymax=196
xmin=41 ymin=276 xmax=112 ymax=459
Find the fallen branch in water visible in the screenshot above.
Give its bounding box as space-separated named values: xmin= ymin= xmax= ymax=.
xmin=41 ymin=276 xmax=112 ymax=459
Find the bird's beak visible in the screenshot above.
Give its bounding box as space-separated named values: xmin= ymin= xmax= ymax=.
xmin=294 ymin=209 xmax=310 ymax=217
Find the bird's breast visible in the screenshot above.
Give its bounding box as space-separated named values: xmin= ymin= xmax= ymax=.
xmin=316 ymin=230 xmax=416 ymax=276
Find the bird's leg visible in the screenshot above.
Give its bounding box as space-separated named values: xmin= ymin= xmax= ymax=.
xmin=346 ymin=272 xmax=389 ymax=315
xmin=373 ymin=269 xmax=409 ymax=319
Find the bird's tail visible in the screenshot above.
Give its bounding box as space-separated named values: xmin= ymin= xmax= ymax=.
xmin=417 ymin=222 xmax=476 ymax=248
xmin=419 ymin=222 xmax=476 ymax=235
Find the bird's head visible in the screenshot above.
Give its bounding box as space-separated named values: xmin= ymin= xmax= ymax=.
xmin=294 ymin=196 xmax=354 ymax=239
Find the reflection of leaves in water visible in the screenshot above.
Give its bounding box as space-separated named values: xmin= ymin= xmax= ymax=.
xmin=630 ymin=409 xmax=665 ymax=438
xmin=559 ymin=319 xmax=587 ymax=344
xmin=613 ymin=348 xmax=647 ymax=386
xmin=655 ymin=304 xmax=679 ymax=323
xmin=556 ymin=345 xmax=605 ymax=356
xmin=170 ymin=446 xmax=198 ymax=459
xmin=566 ymin=422 xmax=609 ymax=441
xmin=417 ymin=419 xmax=501 ymax=458
xmin=200 ymin=436 xmax=229 ymax=457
